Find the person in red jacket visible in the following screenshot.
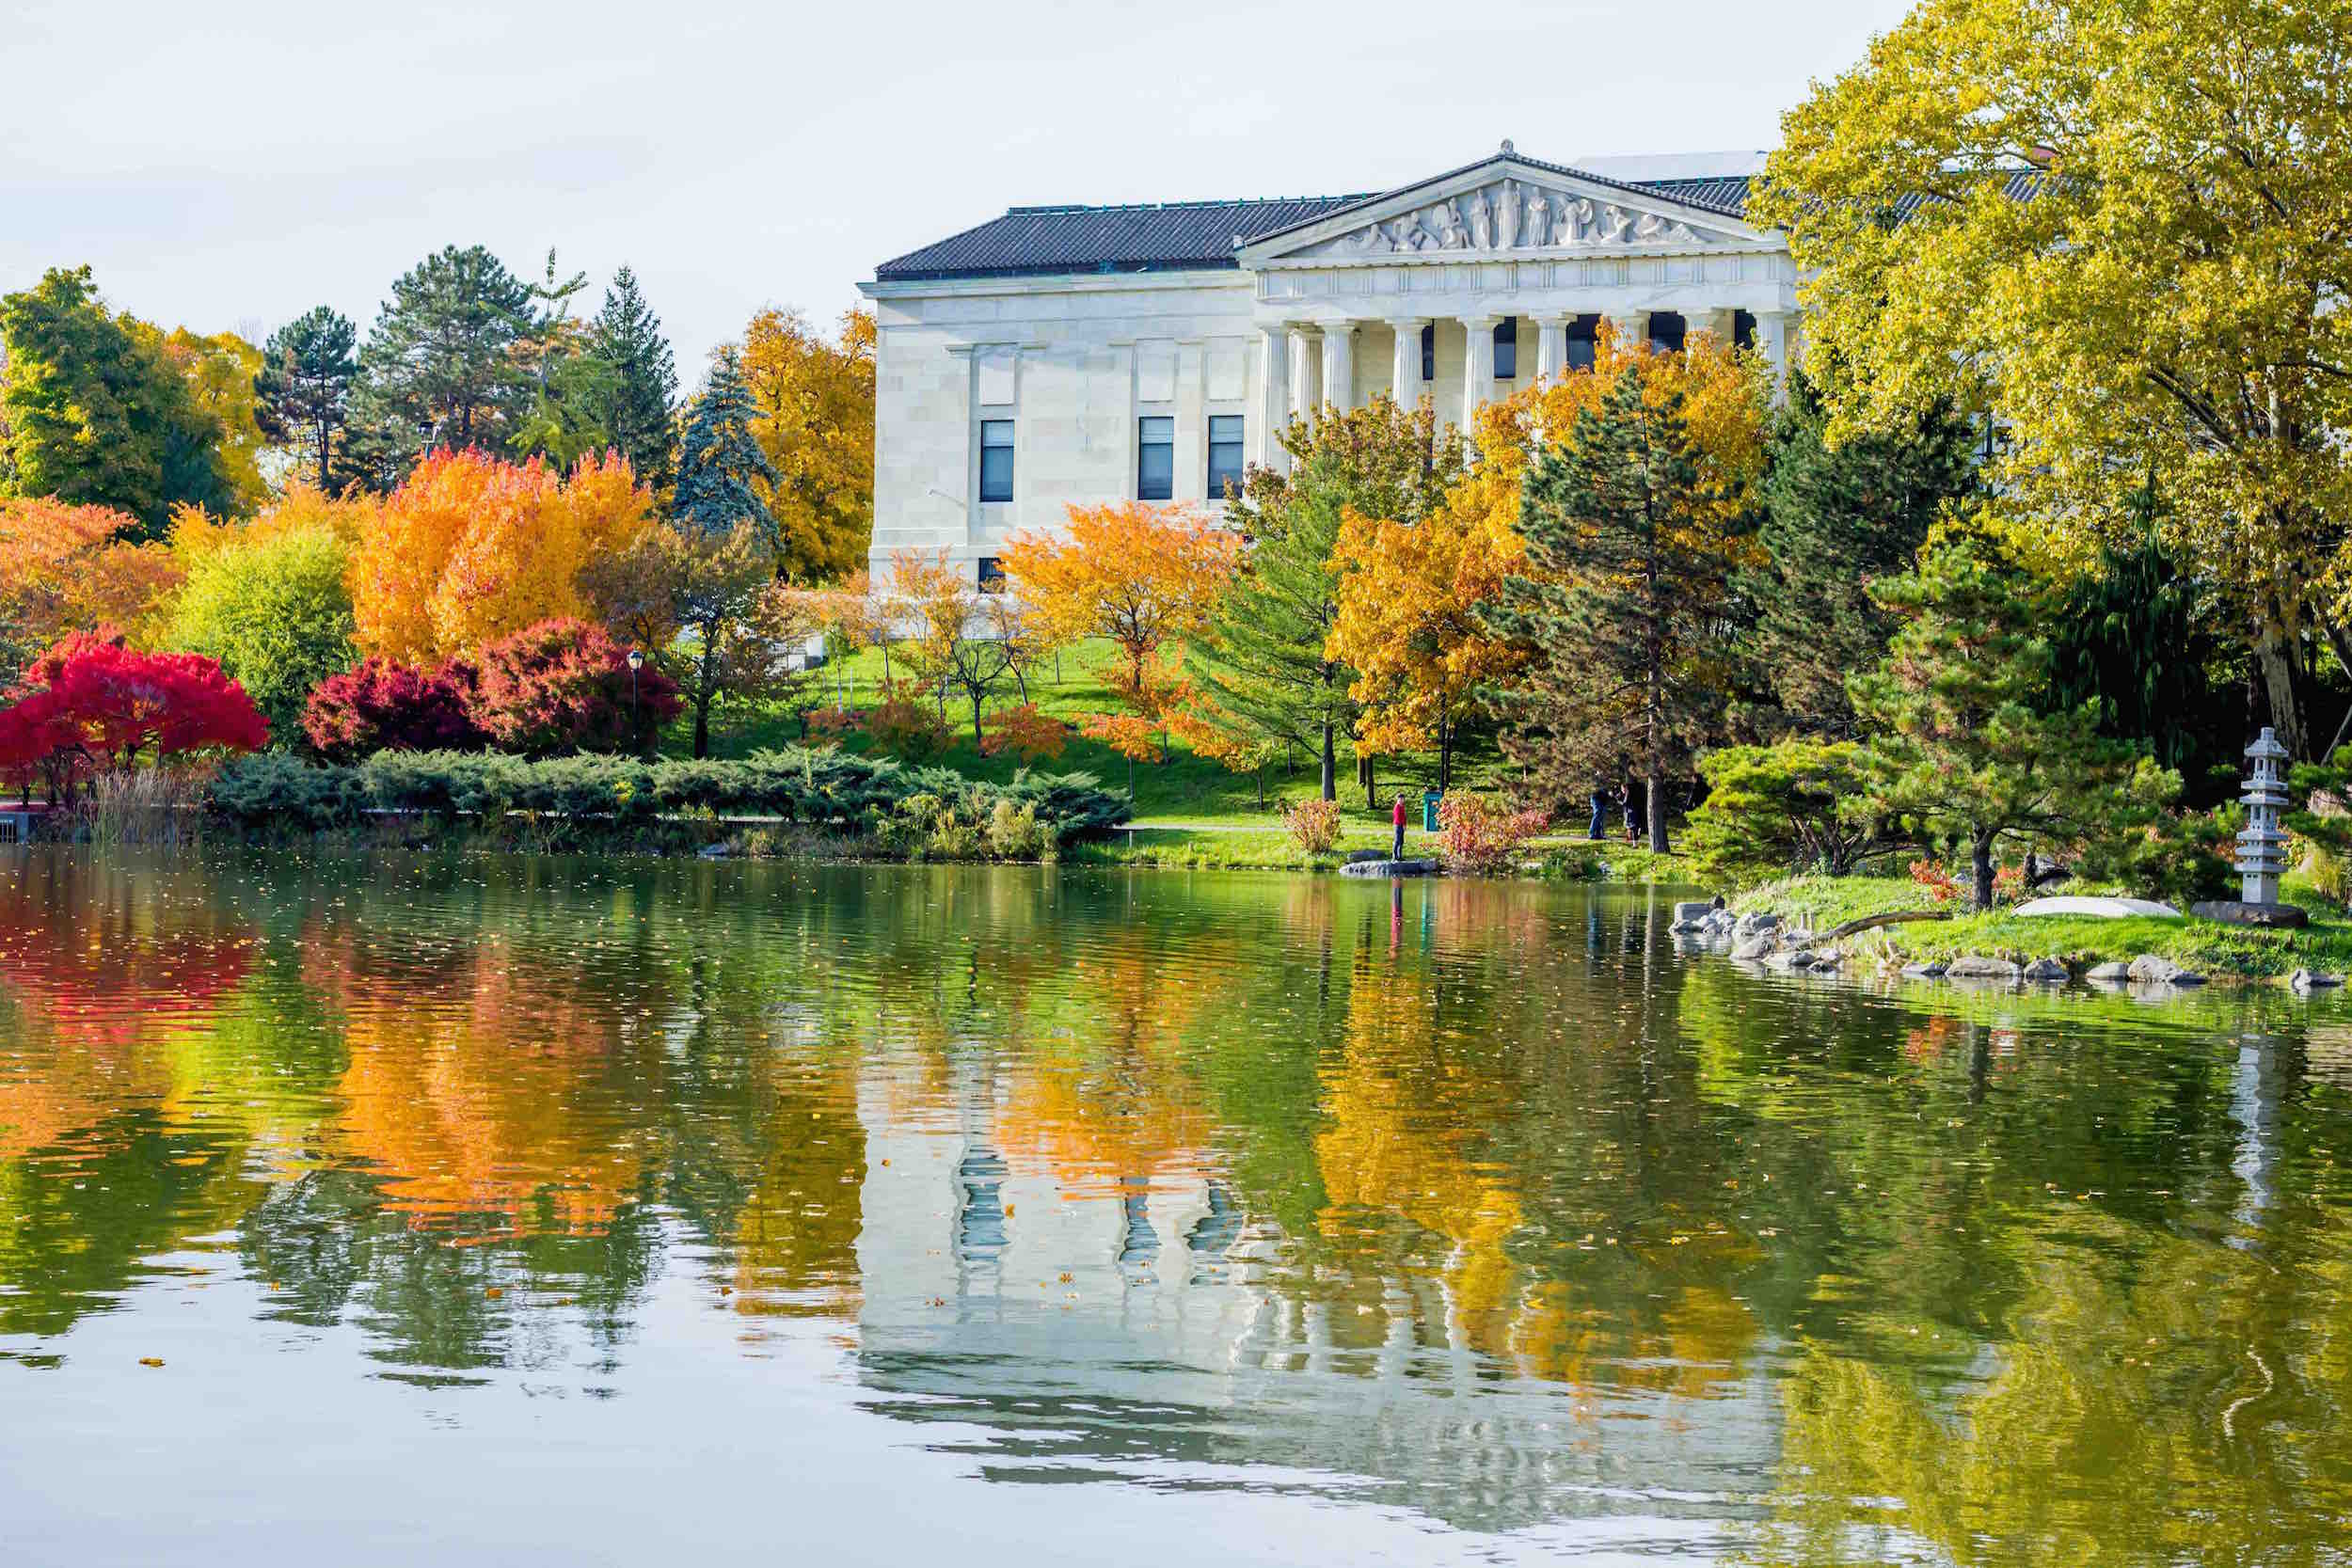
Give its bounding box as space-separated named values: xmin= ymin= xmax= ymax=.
xmin=1391 ymin=791 xmax=1408 ymax=861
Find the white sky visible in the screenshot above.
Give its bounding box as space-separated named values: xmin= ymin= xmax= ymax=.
xmin=4 ymin=0 xmax=1911 ymax=379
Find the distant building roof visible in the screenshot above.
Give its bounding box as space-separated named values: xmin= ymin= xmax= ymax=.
xmin=870 ymin=151 xmax=1767 ymax=283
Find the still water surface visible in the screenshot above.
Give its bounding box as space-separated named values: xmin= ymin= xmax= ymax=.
xmin=1 ymin=848 xmax=2348 ymax=1564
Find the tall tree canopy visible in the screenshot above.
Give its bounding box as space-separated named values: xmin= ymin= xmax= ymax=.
xmin=585 ymin=266 xmax=679 ymax=498
xmin=673 ymin=348 xmax=779 ymax=545
xmin=1184 ymin=397 xmax=1464 ymax=800
xmin=1753 ymin=0 xmax=2352 ymax=757
xmin=258 ymin=307 xmax=360 ymax=493
xmin=1477 ymin=363 xmax=1762 ymax=850
xmin=354 ymin=245 xmax=538 ymax=471
xmin=0 ymin=266 xmax=246 ymax=532
xmin=739 ymin=307 xmax=875 ymax=583
xmin=1741 ymin=371 xmax=1979 ymax=736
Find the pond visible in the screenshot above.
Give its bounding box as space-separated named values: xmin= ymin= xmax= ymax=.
xmin=1 ymin=847 xmax=2348 ymax=1565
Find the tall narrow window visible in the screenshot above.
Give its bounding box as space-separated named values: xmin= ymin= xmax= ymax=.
xmin=1493 ymin=318 xmax=1518 ymax=380
xmin=978 ymin=420 xmax=1014 ymax=502
xmin=1137 ymin=416 xmax=1174 ymax=500
xmin=1206 ymin=415 xmax=1246 ymax=499
xmin=977 ymin=556 xmax=1006 ymax=593
xmin=1566 ymin=314 xmax=1600 ymax=372
xmin=1733 ymin=309 xmax=1756 ymax=351
xmin=1420 ymin=323 xmax=1436 ymax=383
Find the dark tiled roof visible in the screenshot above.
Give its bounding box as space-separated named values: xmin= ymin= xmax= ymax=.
xmin=873 ymin=195 xmax=1374 ymax=282
xmin=869 ymin=152 xmax=1786 ymax=284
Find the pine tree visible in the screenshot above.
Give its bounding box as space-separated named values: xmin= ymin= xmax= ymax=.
xmin=1740 ymin=371 xmax=1978 ymax=736
xmin=585 ymin=265 xmax=679 ymax=497
xmin=1477 ymin=366 xmax=1749 ymax=851
xmin=1850 ymin=539 xmax=2168 ymax=910
xmin=256 ymin=306 xmax=358 ymax=492
xmin=673 ymin=348 xmax=779 ymax=545
xmin=1184 ymin=398 xmax=1462 ymax=800
xmin=352 ymin=245 xmax=537 ymax=476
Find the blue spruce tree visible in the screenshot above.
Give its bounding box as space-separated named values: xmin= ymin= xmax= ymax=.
xmin=673 ymin=347 xmax=778 ymax=545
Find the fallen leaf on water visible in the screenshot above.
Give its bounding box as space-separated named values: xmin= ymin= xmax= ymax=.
xmin=485 ymin=1287 xmax=503 ymax=1299
xmin=138 ymin=1357 xmax=164 ymax=1368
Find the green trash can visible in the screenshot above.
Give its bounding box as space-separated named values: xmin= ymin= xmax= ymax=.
xmin=1422 ymin=789 xmax=1443 ymax=832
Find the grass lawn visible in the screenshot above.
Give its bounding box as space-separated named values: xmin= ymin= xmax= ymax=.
xmin=1731 ymin=873 xmax=2352 ymax=979
xmin=661 ymin=637 xmax=1693 ymax=877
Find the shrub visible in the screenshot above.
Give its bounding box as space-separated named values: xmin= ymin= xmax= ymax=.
xmin=1685 ymin=739 xmax=1901 ymax=887
xmin=0 ymin=629 xmax=267 ymax=801
xmin=865 ymin=686 xmax=951 ymax=763
xmin=470 ymin=618 xmax=681 ymax=757
xmin=208 ymin=750 xmax=368 ymax=832
xmin=1283 ymin=797 xmax=1343 ymax=854
xmin=302 ymin=655 xmax=486 ymax=764
xmin=1909 ymin=857 xmax=1963 ymax=904
xmin=981 ymin=704 xmax=1067 ymax=764
xmin=167 ymin=520 xmax=356 ymax=737
xmin=1435 ymin=794 xmax=1549 ymax=875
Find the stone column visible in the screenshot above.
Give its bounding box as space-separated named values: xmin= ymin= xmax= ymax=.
xmin=1389 ymin=317 xmax=1426 ymax=408
xmin=1755 ymin=310 xmax=1794 ymax=402
xmin=1534 ymin=314 xmax=1568 ymax=381
xmin=1288 ymin=326 xmax=1318 ymax=424
xmin=1459 ymin=313 xmax=1497 ymax=421
xmin=1684 ymin=307 xmax=1737 ymax=354
xmin=1320 ymin=320 xmax=1357 ymax=416
xmin=1605 ymin=310 xmax=1647 ymax=356
xmin=1254 ymin=324 xmax=1289 ymax=470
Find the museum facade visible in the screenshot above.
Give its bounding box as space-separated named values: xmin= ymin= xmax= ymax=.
xmin=860 ymin=145 xmax=1800 ymax=585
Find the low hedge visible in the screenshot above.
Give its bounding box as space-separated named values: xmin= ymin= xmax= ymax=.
xmin=207 ymin=747 xmax=1132 ymax=848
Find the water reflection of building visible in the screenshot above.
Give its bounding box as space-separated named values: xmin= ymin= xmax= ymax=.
xmin=851 ymin=1060 xmax=1782 ymax=1541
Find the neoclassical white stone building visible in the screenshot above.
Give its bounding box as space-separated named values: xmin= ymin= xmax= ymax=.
xmin=860 ymin=145 xmax=1798 ymax=585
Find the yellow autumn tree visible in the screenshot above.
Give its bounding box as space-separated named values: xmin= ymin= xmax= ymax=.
xmin=348 ymin=448 xmax=655 ymax=662
xmin=739 ymin=307 xmax=876 ymax=584
xmin=1328 ymin=326 xmax=1764 ymax=789
xmin=0 ymin=497 xmax=183 ymax=671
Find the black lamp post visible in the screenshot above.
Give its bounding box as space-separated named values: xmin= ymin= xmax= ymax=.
xmin=627 ymin=647 xmax=644 ymax=745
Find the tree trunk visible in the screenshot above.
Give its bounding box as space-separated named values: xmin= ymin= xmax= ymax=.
xmin=970 ymin=691 xmax=985 ymax=749
xmin=1971 ymin=830 xmax=1996 ymax=911
xmin=1645 ymin=774 xmax=1669 ymax=854
xmin=1319 ymin=721 xmax=1336 ymax=802
xmin=1360 ymin=751 xmax=1375 ymax=810
xmin=1438 ymin=717 xmax=1452 ymax=794
xmin=692 ymin=701 xmax=710 ymax=760
xmin=2256 ymin=616 xmax=2309 ymax=760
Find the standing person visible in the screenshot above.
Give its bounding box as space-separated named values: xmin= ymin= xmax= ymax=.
xmin=1588 ymin=786 xmax=1608 ymax=840
xmin=1621 ymin=777 xmax=1644 ymax=844
xmin=1391 ymin=790 xmax=1409 ymax=862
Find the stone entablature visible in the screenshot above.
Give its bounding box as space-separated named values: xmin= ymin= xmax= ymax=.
xmin=860 ymin=147 xmax=1800 ymax=584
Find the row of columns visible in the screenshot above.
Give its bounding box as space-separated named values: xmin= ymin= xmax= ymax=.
xmin=1258 ymin=309 xmax=1789 ymax=452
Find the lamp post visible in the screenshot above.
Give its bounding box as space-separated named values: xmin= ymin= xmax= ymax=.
xmin=627 ymin=647 xmax=644 ymax=752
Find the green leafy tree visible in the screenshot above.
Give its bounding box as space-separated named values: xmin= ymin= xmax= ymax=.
xmin=257 ymin=307 xmax=359 ymax=492
xmin=167 ymin=523 xmax=358 ymax=736
xmin=1849 ymin=539 xmax=2174 ymax=909
xmin=506 ymin=248 xmax=612 ymax=469
xmin=353 ymin=245 xmax=537 ymax=476
xmin=1184 ymin=396 xmax=1464 ymax=801
xmin=0 ymin=266 xmax=234 ymax=533
xmin=583 ymin=266 xmax=678 ymax=498
xmin=1477 ymin=366 xmax=1754 ymax=850
xmin=1684 ymin=739 xmax=1902 ymax=887
xmin=1742 ymin=371 xmax=1978 ymax=735
xmin=672 ymin=348 xmax=778 ymax=545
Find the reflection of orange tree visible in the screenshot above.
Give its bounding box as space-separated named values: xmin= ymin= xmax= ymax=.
xmin=302 ymin=926 xmax=661 ymax=1236
xmin=726 ymin=1065 xmax=866 ymax=1319
xmin=1314 ymin=956 xmax=1526 ymax=1341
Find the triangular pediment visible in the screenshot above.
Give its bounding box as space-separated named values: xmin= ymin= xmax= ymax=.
xmin=1235 ymin=153 xmax=1768 ymax=264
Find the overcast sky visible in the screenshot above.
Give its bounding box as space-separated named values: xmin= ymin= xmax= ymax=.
xmin=6 ymin=0 xmax=1911 ymax=379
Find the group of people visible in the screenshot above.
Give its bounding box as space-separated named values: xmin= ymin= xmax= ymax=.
xmin=1587 ymin=783 xmax=1645 ymax=844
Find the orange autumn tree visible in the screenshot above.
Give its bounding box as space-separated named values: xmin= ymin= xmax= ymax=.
xmin=1329 ymin=326 xmax=1766 ymax=791
xmin=1000 ymin=501 xmax=1239 ymax=762
xmin=348 ymin=447 xmax=656 ymax=662
xmin=0 ymin=498 xmax=183 ymax=676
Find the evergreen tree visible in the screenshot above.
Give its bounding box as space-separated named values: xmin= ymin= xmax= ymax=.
xmin=673 ymin=348 xmax=778 ymax=544
xmin=0 ymin=266 xmax=236 ymax=534
xmin=256 ymin=306 xmax=358 ymax=492
xmin=1850 ymin=539 xmax=2170 ymax=910
xmin=584 ymin=266 xmax=678 ymax=496
xmin=1185 ymin=398 xmax=1463 ymax=800
xmin=1479 ymin=367 xmax=1749 ymax=851
xmin=352 ymin=245 xmax=537 ymax=477
xmin=1740 ymin=371 xmax=1978 ymax=735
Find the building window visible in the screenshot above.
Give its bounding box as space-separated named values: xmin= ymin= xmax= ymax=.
xmin=1421 ymin=323 xmax=1436 ymax=382
xmin=1567 ymin=314 xmax=1600 ymax=372
xmin=1733 ymin=310 xmax=1756 ymax=351
xmin=977 ymin=556 xmax=1006 ymax=594
xmin=1493 ymin=318 xmax=1518 ymax=380
xmin=1648 ymin=312 xmax=1686 ymax=355
xmin=978 ymin=420 xmax=1015 ymax=502
xmin=1206 ymin=415 xmax=1245 ymax=499
xmin=1137 ymin=416 xmax=1174 ymax=501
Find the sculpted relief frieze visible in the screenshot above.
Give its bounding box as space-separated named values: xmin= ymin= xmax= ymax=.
xmin=1304 ymin=178 xmax=1714 ymax=259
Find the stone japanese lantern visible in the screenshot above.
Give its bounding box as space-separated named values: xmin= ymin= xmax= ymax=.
xmin=2238 ymin=728 xmax=2291 ymax=905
